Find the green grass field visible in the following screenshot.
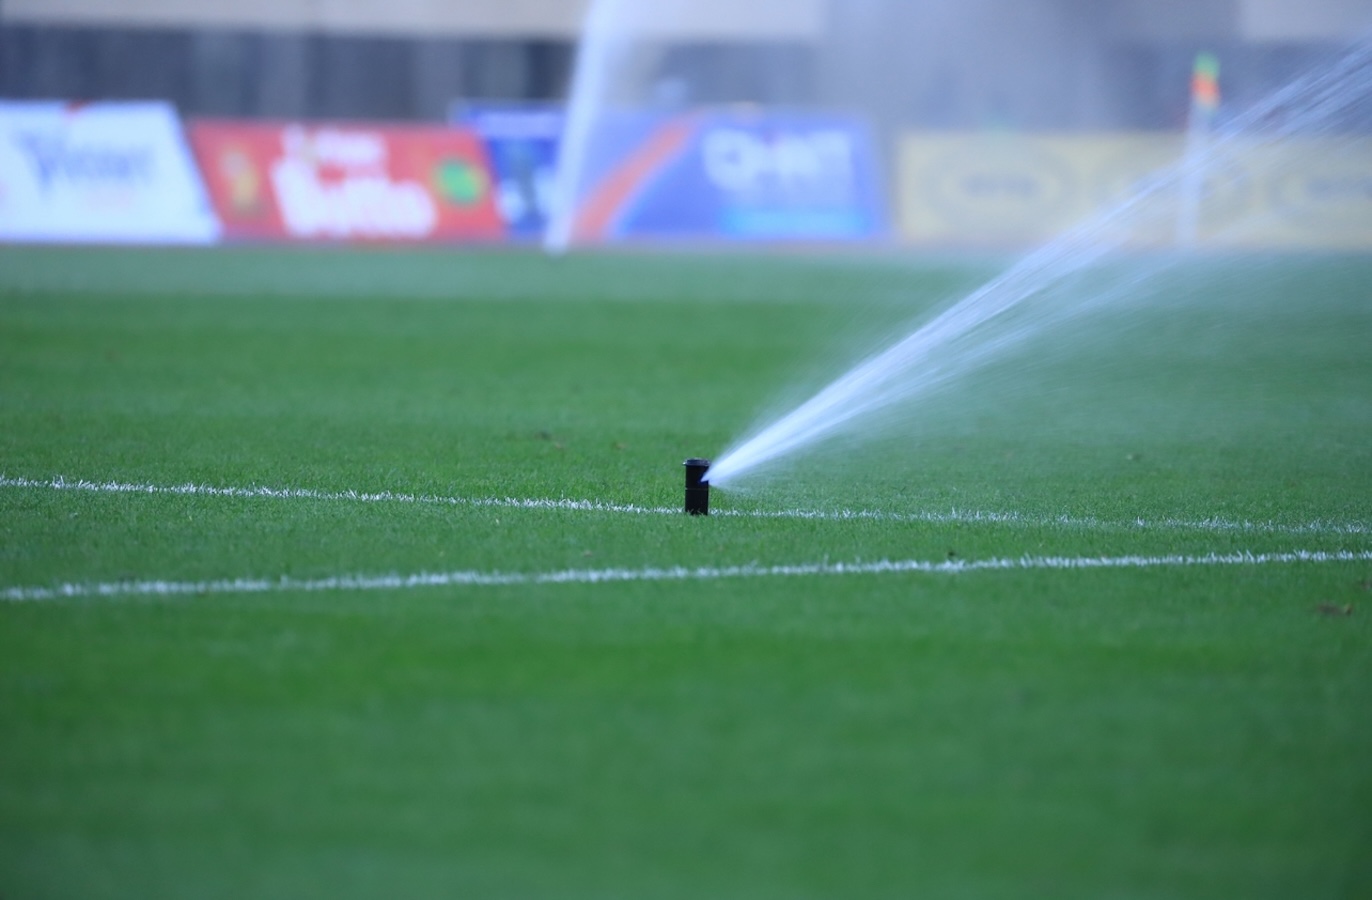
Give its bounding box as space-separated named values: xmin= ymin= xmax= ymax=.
xmin=2 ymin=245 xmax=1370 ymax=899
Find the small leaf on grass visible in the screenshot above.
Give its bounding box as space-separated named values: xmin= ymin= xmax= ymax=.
xmin=1315 ymin=602 xmax=1354 ymax=617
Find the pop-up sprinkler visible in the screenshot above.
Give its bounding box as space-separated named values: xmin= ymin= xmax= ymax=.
xmin=683 ymin=458 xmax=710 ymax=515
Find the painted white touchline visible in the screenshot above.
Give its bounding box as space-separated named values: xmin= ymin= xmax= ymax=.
xmin=0 ymin=474 xmax=666 ymax=515
xmin=4 ymin=550 xmax=1371 ymax=603
xmin=712 ymin=506 xmax=1372 ymax=537
xmin=2 ymin=473 xmax=1368 ymax=537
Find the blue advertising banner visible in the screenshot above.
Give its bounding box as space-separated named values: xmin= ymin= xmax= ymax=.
xmin=450 ymin=103 xmax=561 ymax=238
xmin=454 ymin=104 xmax=887 ymax=243
xmin=565 ymin=109 xmax=887 ymax=243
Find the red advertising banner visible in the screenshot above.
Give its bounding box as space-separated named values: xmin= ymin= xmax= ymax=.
xmin=189 ymin=120 xmax=503 ymax=242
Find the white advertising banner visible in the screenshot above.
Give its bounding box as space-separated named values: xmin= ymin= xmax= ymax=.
xmin=0 ymin=101 xmax=220 ymax=243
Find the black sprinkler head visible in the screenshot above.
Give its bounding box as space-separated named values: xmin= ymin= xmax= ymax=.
xmin=684 ymin=458 xmax=711 ymax=515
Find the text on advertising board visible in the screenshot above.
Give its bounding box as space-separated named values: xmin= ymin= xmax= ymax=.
xmin=702 ymin=128 xmax=855 ymax=195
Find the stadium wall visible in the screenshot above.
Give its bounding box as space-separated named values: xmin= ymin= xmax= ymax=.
xmin=0 ymin=0 xmax=825 ymax=40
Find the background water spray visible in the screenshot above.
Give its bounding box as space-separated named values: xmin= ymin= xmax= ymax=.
xmin=543 ymin=0 xmax=626 ymax=254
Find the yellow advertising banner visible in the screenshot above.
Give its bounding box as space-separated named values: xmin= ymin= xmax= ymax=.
xmin=897 ymin=132 xmax=1372 ymax=249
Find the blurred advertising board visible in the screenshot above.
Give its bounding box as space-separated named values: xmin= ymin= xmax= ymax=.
xmin=897 ymin=132 xmax=1372 ymax=249
xmin=564 ymin=109 xmax=887 ymax=243
xmin=451 ymin=103 xmax=562 ymax=238
xmin=0 ymin=101 xmax=219 ymax=244
xmin=188 ymin=121 xmax=503 ymax=242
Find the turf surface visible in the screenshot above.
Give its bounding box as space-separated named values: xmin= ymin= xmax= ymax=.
xmin=1 ymin=246 xmax=1370 ymax=898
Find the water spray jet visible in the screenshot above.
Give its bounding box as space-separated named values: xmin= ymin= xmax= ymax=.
xmin=704 ymin=42 xmax=1372 ymax=488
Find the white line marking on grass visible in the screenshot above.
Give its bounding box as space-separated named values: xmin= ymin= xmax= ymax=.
xmin=2 ymin=473 xmax=1368 ymax=537
xmin=0 ymin=474 xmax=667 ymax=515
xmin=4 ymin=550 xmax=1371 ymax=603
xmin=714 ymin=506 xmax=1372 ymax=537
